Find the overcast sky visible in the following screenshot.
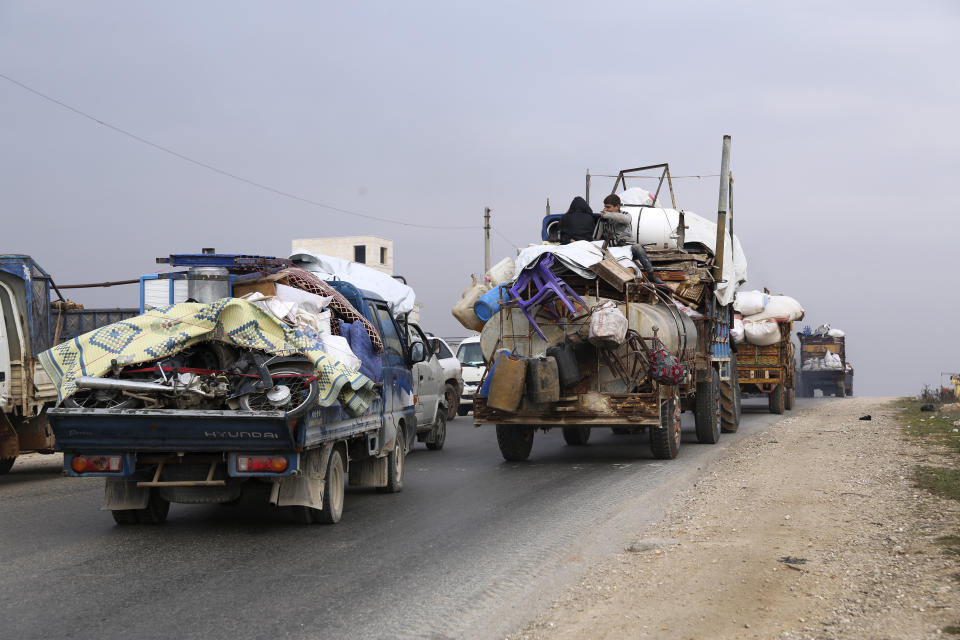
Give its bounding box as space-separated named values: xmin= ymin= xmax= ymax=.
xmin=3 ymin=1 xmax=958 ymax=396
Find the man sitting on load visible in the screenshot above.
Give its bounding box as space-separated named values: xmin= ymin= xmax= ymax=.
xmin=599 ymin=194 xmax=664 ymax=284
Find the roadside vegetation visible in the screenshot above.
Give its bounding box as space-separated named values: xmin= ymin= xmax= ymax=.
xmin=897 ymin=395 xmax=960 ymax=635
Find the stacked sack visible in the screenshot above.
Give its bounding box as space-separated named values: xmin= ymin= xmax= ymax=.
xmin=731 ymin=290 xmax=805 ymax=346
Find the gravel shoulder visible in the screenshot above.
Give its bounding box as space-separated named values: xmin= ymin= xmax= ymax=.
xmin=510 ymin=397 xmax=960 ymax=640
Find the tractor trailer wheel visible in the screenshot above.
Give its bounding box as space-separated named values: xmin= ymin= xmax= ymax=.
xmin=496 ymin=425 xmax=535 ymax=461
xmin=694 ymin=368 xmax=722 ymax=444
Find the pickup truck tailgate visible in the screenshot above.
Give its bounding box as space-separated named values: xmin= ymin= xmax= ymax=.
xmin=48 ymin=408 xmax=296 ymax=452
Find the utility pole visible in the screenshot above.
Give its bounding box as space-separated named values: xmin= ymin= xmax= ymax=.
xmin=484 ymin=207 xmax=491 ymax=274
xmin=585 ymin=169 xmax=591 ymax=207
xmin=713 ymin=135 xmax=731 ymax=282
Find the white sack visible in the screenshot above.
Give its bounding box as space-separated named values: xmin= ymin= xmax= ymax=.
xmin=485 ymin=257 xmax=516 ymax=287
xmin=290 ymin=250 xmax=417 ymax=316
xmin=823 ymin=350 xmax=843 ymax=370
xmin=588 ymin=301 xmax=628 ymax=348
xmin=731 ymin=317 xmax=745 ymax=344
xmin=744 ymin=319 xmax=781 ymax=346
xmin=320 ymin=334 xmax=362 ymax=372
xmin=734 ymin=290 xmax=769 ymax=316
xmin=827 ymin=328 xmax=845 ymax=338
xmin=751 ymin=295 xmax=804 ymax=322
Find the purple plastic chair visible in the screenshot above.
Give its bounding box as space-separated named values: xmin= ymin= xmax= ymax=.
xmin=508 ymin=254 xmax=586 ymax=339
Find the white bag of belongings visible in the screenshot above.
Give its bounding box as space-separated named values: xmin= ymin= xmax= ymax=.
xmin=744 ymin=318 xmax=781 ymax=346
xmin=320 ymin=334 xmax=362 ymax=373
xmin=452 ymin=275 xmax=490 ymax=332
xmin=734 ymin=290 xmax=769 ymax=316
xmin=588 ymin=301 xmax=628 ymax=348
xmin=484 ymin=257 xmax=516 ymax=287
xmin=827 ymin=328 xmax=845 ymax=338
xmin=731 ymin=316 xmax=745 ymax=344
xmin=751 ymin=295 xmax=804 ymax=322
xmin=823 ymin=349 xmax=843 ymax=370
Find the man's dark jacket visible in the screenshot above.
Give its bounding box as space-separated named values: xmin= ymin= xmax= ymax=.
xmin=558 ymin=197 xmax=596 ymax=244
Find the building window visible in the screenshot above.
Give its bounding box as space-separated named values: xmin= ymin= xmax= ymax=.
xmin=354 ymin=245 xmax=366 ymax=263
xmin=380 ymin=247 xmax=387 ymax=264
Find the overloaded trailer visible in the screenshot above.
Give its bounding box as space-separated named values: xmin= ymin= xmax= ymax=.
xmin=472 ymin=136 xmax=745 ymax=461
xmin=797 ymin=332 xmax=851 ymax=397
xmin=0 ymin=255 xmax=137 ymax=473
xmin=736 ymin=320 xmax=796 ymax=414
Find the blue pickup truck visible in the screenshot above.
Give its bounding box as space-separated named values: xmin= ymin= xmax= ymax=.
xmin=47 ymin=280 xmax=421 ymax=525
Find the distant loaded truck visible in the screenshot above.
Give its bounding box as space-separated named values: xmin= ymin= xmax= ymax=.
xmin=736 ymin=320 xmax=796 ymax=414
xmin=0 ymin=255 xmax=136 ymax=473
xmin=797 ymin=332 xmax=851 ymax=397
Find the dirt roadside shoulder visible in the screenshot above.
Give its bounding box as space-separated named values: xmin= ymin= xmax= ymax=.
xmin=510 ymin=397 xmax=959 ymax=640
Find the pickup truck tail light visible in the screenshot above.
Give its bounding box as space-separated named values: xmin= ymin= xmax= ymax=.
xmin=236 ymin=456 xmax=288 ymax=473
xmin=71 ymin=455 xmax=123 ymax=473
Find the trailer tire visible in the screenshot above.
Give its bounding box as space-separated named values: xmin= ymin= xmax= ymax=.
xmin=768 ymin=384 xmax=785 ymax=414
xmin=0 ymin=457 xmax=15 ymax=475
xmin=720 ymin=350 xmax=740 ymax=433
xmin=562 ymin=427 xmax=590 ymax=446
xmin=496 ymin=425 xmax=534 ymax=462
xmin=611 ymin=427 xmax=631 ymax=435
xmin=457 ymin=404 xmax=470 ymax=417
xmin=378 ymin=425 xmax=405 ymax=494
xmin=650 ymin=390 xmax=681 ymax=460
xmin=695 ymin=368 xmax=722 ymax=444
xmin=785 ymin=387 xmax=795 ymax=410
xmin=426 ymin=410 xmax=447 ymax=451
xmin=316 ymin=448 xmax=345 ymax=524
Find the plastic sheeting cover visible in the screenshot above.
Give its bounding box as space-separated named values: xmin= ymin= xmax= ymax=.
xmin=290 ymin=250 xmax=417 ymax=316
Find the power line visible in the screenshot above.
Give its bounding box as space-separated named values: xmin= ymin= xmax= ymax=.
xmin=0 ymin=72 xmax=479 ymax=231
xmin=491 ymin=227 xmax=520 ymax=250
xmin=592 ymin=173 xmax=720 ymax=179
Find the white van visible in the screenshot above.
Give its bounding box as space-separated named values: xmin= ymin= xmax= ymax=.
xmin=455 ymin=335 xmax=485 ymax=416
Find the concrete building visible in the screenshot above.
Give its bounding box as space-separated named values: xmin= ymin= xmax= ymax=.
xmin=291 ymin=236 xmax=393 ymax=275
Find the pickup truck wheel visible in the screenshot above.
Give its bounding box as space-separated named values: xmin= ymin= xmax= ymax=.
xmin=111 ymin=509 xmax=139 ymax=525
xmin=445 ymin=383 xmax=459 ymax=421
xmin=650 ymin=390 xmax=681 ymax=460
xmin=377 ymin=427 xmax=405 ymax=493
xmin=695 ymin=368 xmax=722 ymax=444
xmin=0 ymin=457 xmax=15 ymax=475
xmin=426 ymin=410 xmax=447 ymax=451
xmin=316 ymin=448 xmax=345 ymax=524
xmin=785 ymin=387 xmax=796 ymax=410
xmin=496 ymin=425 xmax=534 ymax=461
xmin=562 ymin=427 xmax=590 ymax=446
xmin=136 ymin=491 xmax=170 ymax=524
xmin=768 ymin=384 xmax=785 ymax=414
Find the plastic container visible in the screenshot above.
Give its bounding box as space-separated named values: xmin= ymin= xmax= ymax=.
xmin=487 ymin=352 xmax=527 ymax=412
xmin=546 ymin=341 xmax=581 ymax=388
xmin=526 ymin=356 xmax=559 ymax=404
xmin=473 ymin=286 xmax=512 ymax=323
xmin=452 ymin=276 xmax=490 ymax=332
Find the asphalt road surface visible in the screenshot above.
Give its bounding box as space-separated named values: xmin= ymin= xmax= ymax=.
xmin=0 ymin=399 xmax=809 ymax=640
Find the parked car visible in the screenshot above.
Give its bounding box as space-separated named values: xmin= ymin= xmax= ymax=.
xmin=455 ymin=335 xmax=484 ymax=416
xmin=427 ymin=334 xmax=463 ymax=420
xmin=405 ymin=322 xmax=448 ymax=450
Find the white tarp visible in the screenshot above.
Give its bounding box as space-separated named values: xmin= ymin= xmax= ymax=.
xmin=290 ymin=250 xmax=417 ymax=316
xmin=619 ymin=188 xmax=747 ymax=306
xmin=514 ymin=241 xmax=637 ymax=280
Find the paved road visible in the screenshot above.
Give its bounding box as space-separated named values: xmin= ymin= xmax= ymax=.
xmin=0 ymin=399 xmax=811 ymax=640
